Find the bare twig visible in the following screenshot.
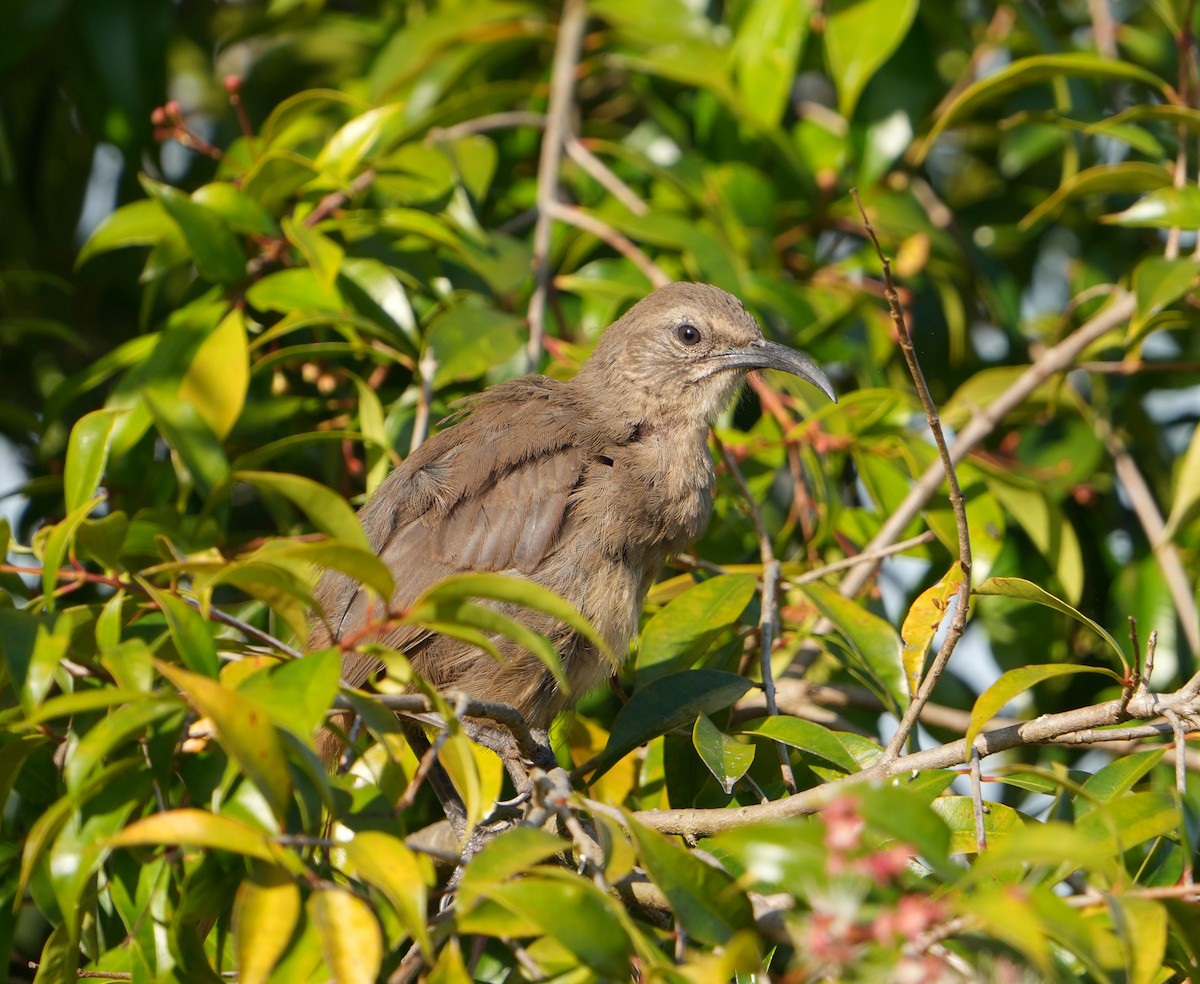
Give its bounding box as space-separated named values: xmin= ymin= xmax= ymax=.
xmin=427 ymin=110 xmax=546 ymax=142
xmin=526 ymin=0 xmax=588 ymax=371
xmin=305 ymin=168 xmax=376 ymax=228
xmin=852 ymin=190 xmax=973 ymax=762
xmin=969 ymin=747 xmax=987 ymax=853
xmin=716 ymin=437 xmax=796 ymax=794
xmin=1094 ymin=417 xmax=1199 ymax=658
xmin=547 ymin=202 xmax=670 ymax=287
xmin=787 ymin=532 xmax=936 ymax=587
xmin=564 ymin=139 xmax=649 ymax=215
xmin=410 ymin=345 xmax=438 ymax=453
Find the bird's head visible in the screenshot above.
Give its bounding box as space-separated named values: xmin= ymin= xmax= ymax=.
xmin=577 ymin=282 xmax=836 ymax=423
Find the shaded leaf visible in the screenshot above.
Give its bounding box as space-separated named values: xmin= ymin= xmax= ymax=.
xmin=692 ymin=713 xmax=755 ymax=794
xmin=975 ymin=577 xmax=1128 ymax=669
xmin=626 ymin=812 xmax=754 ymax=945
xmin=589 ymin=670 xmax=754 ymax=782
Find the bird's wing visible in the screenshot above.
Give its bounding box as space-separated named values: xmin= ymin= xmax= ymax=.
xmin=309 ymin=378 xmax=592 ymax=687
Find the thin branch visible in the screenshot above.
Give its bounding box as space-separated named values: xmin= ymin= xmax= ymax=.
xmin=427 ymin=111 xmax=546 ymax=142
xmin=716 ymin=436 xmax=796 ymax=794
xmin=969 ymin=747 xmax=987 ymax=853
xmin=305 ymin=168 xmax=376 ymax=228
xmin=1094 ymin=416 xmax=1199 ymax=658
xmin=546 ymin=202 xmax=670 ymax=288
xmin=564 ymin=138 xmax=648 ymax=215
xmin=852 ymin=190 xmax=973 ymax=762
xmin=410 ymin=345 xmax=438 ymax=453
xmin=787 ymin=532 xmax=936 ymax=587
xmin=526 ymin=0 xmax=588 ymax=372
xmin=633 ymin=682 xmax=1200 ymax=838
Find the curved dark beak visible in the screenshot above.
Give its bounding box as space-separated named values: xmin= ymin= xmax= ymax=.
xmin=713 ymin=338 xmax=837 ymax=403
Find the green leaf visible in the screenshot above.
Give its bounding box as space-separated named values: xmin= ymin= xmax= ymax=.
xmin=341 ymin=831 xmax=435 ymax=958
xmin=798 ymin=580 xmax=905 ymax=710
xmin=427 ymin=303 xmax=526 ymax=386
xmin=735 ymin=716 xmax=858 ymax=772
xmin=245 ymin=268 xmax=345 ymax=314
xmin=462 ymin=870 xmax=634 ymax=977
xmin=823 ymin=0 xmax=917 ymax=118
xmin=626 ymin=813 xmax=754 ymax=946
xmin=964 ymin=663 xmax=1120 ymax=756
xmin=315 ymin=103 xmax=403 ymax=180
xmin=138 ymin=581 xmax=219 ymax=677
xmin=282 ymin=216 xmax=345 ymax=291
xmin=235 ymin=647 xmax=341 ymax=740
xmin=975 ymin=577 xmax=1128 ymax=669
xmin=233 ymin=864 xmax=301 ymax=984
xmin=457 ymin=827 xmax=566 ymax=906
xmin=192 ymin=182 xmax=278 ymax=238
xmin=39 ymin=497 xmax=101 ymax=609
xmin=180 ymin=307 xmax=248 ymax=440
xmin=234 ymin=470 xmax=371 ymax=552
xmin=930 ymin=796 xmax=1024 ymax=853
xmin=108 ymin=808 xmax=293 ymax=865
xmin=733 ymin=0 xmax=810 ymax=128
xmin=309 ymin=887 xmax=383 ymax=984
xmin=692 ymin=713 xmax=755 ymax=794
xmin=157 ymin=662 xmax=292 ymax=823
xmin=920 ymin=54 xmax=1170 ymax=160
xmin=414 ymin=572 xmax=610 ymax=663
xmin=637 ymin=573 xmax=757 ymax=684
xmin=63 ymin=408 xmax=123 ymax=515
xmin=1080 ymin=749 xmax=1165 ymax=807
xmin=1103 ymin=186 xmax=1200 ymax=228
xmin=76 ymin=199 xmax=185 ymax=267
xmin=63 ymin=697 xmax=180 ymax=794
xmin=140 ymin=175 xmax=246 ymax=284
xmin=1019 ymin=162 xmax=1172 ymax=229
xmin=1133 ymin=256 xmax=1199 ymax=332
xmin=1077 ymin=790 xmax=1178 ymax=854
xmin=142 ymin=387 xmax=230 ymax=498
xmin=589 ymin=670 xmax=754 ymax=782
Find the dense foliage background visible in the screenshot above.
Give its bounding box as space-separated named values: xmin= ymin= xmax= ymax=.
xmin=3 ymin=1 xmax=1200 ymax=981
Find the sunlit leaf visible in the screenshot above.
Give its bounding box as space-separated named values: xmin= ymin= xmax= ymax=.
xmin=157 ymin=661 xmax=292 ymax=822
xmin=589 ymin=670 xmax=754 ymax=782
xmin=63 ymin=408 xmax=124 ymax=514
xmin=823 ymin=0 xmax=917 ymax=119
xmin=965 ymin=663 xmax=1121 ymax=756
xmin=900 ymin=563 xmax=966 ymax=697
xmin=310 ymin=886 xmax=383 ymax=984
xmin=234 ymin=863 xmax=301 ymax=984
xmin=180 ymin=306 xmax=248 ymax=440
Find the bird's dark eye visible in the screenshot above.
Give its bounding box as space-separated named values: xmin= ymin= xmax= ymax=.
xmin=676 ymin=323 xmax=701 ymax=346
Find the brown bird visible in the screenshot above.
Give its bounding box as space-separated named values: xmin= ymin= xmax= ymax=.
xmin=310 ymin=282 xmax=834 ymax=763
